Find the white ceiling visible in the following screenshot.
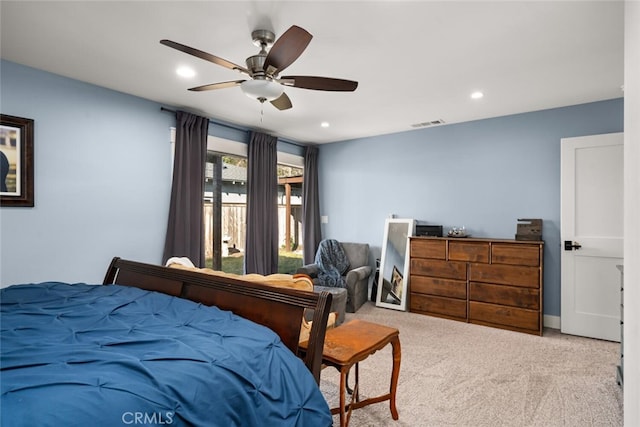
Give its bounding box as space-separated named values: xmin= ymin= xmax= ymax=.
xmin=0 ymin=1 xmax=624 ymax=144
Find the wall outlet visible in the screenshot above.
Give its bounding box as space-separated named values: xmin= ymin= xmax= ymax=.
xmin=321 ymin=215 xmax=329 ymax=224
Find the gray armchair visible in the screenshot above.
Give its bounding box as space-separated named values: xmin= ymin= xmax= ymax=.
xmin=297 ymin=242 xmax=372 ymax=318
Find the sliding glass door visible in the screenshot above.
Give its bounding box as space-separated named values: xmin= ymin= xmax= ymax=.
xmin=204 ymin=150 xmax=304 ymax=274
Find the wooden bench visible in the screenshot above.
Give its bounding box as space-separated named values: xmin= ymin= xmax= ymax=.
xmin=300 ymin=319 xmax=401 ymax=426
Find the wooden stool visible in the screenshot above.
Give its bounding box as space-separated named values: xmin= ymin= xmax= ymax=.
xmin=303 ymin=319 xmax=401 ymax=427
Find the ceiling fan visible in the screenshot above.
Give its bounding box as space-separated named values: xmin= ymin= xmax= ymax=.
xmin=160 ymin=25 xmax=358 ymax=111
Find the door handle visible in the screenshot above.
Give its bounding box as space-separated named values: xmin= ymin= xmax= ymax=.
xmin=564 ymin=240 xmax=582 ymax=251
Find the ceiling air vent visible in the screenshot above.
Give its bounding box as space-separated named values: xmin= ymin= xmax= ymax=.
xmin=411 ymin=119 xmax=445 ymax=128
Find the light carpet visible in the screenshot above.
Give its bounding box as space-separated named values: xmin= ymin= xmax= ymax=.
xmin=318 ymin=302 xmax=623 ymax=426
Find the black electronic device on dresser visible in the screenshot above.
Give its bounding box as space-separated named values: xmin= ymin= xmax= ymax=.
xmin=415 ymin=224 xmax=443 ymax=237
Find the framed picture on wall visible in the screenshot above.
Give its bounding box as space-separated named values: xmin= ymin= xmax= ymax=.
xmin=1 ymin=114 xmax=34 ymax=207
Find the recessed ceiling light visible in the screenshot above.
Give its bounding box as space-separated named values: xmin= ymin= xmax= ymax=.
xmin=321 ymin=122 xmax=330 ymax=128
xmin=471 ymin=91 xmax=484 ymax=99
xmin=176 ymin=66 xmax=196 ymax=78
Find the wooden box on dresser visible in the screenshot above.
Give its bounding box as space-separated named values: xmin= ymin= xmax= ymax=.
xmin=409 ymin=237 xmax=544 ymax=336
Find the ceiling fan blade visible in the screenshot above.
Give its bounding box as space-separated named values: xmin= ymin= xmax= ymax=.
xmin=270 ymin=92 xmax=293 ymax=110
xmin=160 ymin=39 xmax=250 ymax=75
xmin=188 ymin=80 xmax=245 ymax=92
xmin=280 ymin=76 xmax=358 ymax=92
xmin=263 ymin=26 xmax=312 ymax=74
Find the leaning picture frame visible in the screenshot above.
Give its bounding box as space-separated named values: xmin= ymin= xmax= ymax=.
xmin=0 ymin=114 xmax=34 ymax=207
xmin=390 ymin=265 xmax=403 ymax=301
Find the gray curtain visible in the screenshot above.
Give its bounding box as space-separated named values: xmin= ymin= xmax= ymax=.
xmin=302 ymin=145 xmax=322 ymax=265
xmin=244 ymin=131 xmax=279 ymax=274
xmin=162 ymin=111 xmax=209 ymax=267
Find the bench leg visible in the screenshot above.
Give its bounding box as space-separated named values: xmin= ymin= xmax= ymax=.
xmin=389 ymin=335 xmax=401 ymax=420
xmin=335 ymin=364 xmax=359 ymax=427
xmin=337 ymin=366 xmax=348 ymax=427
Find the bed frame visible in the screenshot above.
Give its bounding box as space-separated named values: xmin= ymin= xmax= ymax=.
xmin=103 ymin=257 xmax=332 ymax=384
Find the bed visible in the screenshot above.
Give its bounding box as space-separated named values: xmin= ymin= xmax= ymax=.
xmin=1 ymin=257 xmax=333 ymax=426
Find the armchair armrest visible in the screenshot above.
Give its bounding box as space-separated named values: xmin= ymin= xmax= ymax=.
xmin=345 ymin=265 xmax=372 ymax=287
xmin=296 ymin=264 xmax=320 ymax=278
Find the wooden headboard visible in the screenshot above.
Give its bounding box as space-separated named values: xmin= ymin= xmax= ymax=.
xmin=102 ymin=257 xmax=332 ymax=384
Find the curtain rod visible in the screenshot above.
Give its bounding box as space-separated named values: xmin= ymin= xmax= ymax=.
xmin=160 ymin=106 xmax=307 ymax=148
xmin=161 ymin=107 xmax=246 ymax=134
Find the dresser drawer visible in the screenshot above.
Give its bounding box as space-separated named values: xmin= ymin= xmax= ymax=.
xmin=411 ymin=294 xmax=467 ymax=319
xmin=448 ymin=241 xmax=490 ymax=263
xmin=469 ymin=301 xmax=539 ymax=331
xmin=469 ymin=282 xmax=539 ymax=310
xmin=411 ymin=239 xmax=446 ymax=260
xmin=411 ymin=258 xmax=466 ymax=280
xmin=411 ymin=275 xmax=467 ymax=299
xmin=469 ymin=263 xmax=539 ymax=288
xmin=491 ymin=243 xmax=540 ymax=266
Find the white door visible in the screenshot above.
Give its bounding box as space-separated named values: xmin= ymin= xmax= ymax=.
xmin=561 ymin=132 xmax=623 ymax=341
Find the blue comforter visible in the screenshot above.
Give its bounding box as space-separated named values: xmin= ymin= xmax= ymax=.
xmin=1 ymin=282 xmax=332 ymax=426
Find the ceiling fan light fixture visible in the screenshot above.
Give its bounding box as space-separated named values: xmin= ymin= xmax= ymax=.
xmin=176 ymin=66 xmax=196 ymax=78
xmin=240 ymin=79 xmax=284 ymax=101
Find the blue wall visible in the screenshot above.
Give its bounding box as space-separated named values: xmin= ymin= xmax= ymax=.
xmin=318 ymin=98 xmax=623 ymax=317
xmin=0 ymin=60 xmax=178 ymax=285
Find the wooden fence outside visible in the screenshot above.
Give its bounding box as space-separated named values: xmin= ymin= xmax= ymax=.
xmin=204 ymin=203 xmax=303 ymax=259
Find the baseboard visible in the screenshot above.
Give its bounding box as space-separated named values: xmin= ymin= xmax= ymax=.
xmin=543 ymin=315 xmax=560 ymax=330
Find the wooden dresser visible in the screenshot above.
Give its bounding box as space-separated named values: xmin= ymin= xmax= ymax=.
xmin=409 ymin=236 xmax=544 ymax=335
